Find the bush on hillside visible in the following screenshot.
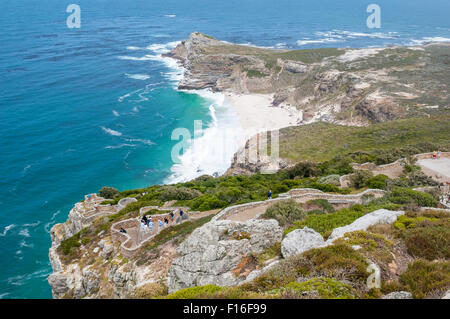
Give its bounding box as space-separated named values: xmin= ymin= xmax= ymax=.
xmin=158 ymin=186 xmax=202 ymax=201
xmin=288 ymin=161 xmax=321 ymax=179
xmin=98 ymin=186 xmax=120 ymax=199
xmin=317 ymin=174 xmax=341 ymax=186
xmin=387 ymin=187 xmax=437 ymax=208
xmin=365 ymin=174 xmax=389 ymax=189
xmin=350 ymin=170 xmax=373 ymax=189
xmin=264 ymin=199 xmax=305 ymax=227
xmin=399 ymin=259 xmax=450 ymax=299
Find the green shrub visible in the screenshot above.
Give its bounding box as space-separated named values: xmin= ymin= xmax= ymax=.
xmin=59 ymin=232 xmax=81 ymax=256
xmin=134 ymin=283 xmax=168 ymax=299
xmin=350 ymin=170 xmax=373 ymax=189
xmin=388 ymin=187 xmax=437 ymax=208
xmin=286 ymin=206 xmax=366 ymax=236
xmin=288 ymin=161 xmax=321 ymax=179
xmin=403 ymin=225 xmax=450 ymax=260
xmin=98 ymin=186 xmax=120 ymax=199
xmin=302 ymin=244 xmax=369 ymax=282
xmin=190 ymin=194 xmax=227 ymax=211
xmin=366 ymin=174 xmax=389 ymax=189
xmin=399 ymin=259 xmax=450 ymax=298
xmin=158 ymin=186 xmax=201 ymax=201
xmin=306 ymin=199 xmax=335 ymax=213
xmin=165 ymin=285 xmax=224 ymax=299
xmin=317 ymin=174 xmax=341 ymax=186
xmin=264 ymin=199 xmax=306 ymax=227
xmin=283 ymin=277 xmax=356 ymax=299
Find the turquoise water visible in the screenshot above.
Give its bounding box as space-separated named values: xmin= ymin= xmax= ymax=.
xmin=0 ymin=0 xmax=449 ymax=299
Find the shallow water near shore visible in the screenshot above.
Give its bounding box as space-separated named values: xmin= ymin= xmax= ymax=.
xmin=0 ymin=0 xmax=449 ymax=298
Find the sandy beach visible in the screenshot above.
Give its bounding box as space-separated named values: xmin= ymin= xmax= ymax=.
xmin=224 ymin=92 xmax=303 ymax=142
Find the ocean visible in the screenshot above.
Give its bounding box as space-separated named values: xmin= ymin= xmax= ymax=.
xmin=0 ymin=0 xmax=449 ymax=299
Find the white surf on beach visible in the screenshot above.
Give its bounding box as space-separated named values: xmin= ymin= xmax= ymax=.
xmin=143 ymin=40 xmax=302 ymax=184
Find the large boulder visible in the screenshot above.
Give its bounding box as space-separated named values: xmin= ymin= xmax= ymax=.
xmin=281 ymin=227 xmax=326 ymax=258
xmin=167 ymin=219 xmax=282 ymax=293
xmin=327 ymin=209 xmax=404 ymax=242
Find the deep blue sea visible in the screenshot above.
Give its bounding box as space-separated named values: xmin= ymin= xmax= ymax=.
xmin=0 ymin=0 xmax=449 ymax=299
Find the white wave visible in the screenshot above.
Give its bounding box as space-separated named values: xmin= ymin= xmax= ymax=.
xmin=105 ymin=144 xmax=136 ymax=149
xmin=143 ymin=47 xmax=184 ymax=83
xmin=20 ymin=240 xmax=34 ymax=248
xmin=152 ymin=34 xmax=171 ymax=38
xmin=44 ymin=209 xmax=61 ymax=233
xmin=23 ymin=221 xmax=40 ymax=228
xmin=275 ymin=42 xmax=287 ymax=49
xmin=101 ymin=126 xmax=122 ymax=136
xmin=146 ymin=41 xmax=180 ymax=54
xmin=165 ymin=89 xmax=242 ymax=184
xmin=112 ymin=110 xmax=120 ymax=117
xmin=18 ymin=229 xmax=30 ymax=237
xmin=0 ymin=224 xmax=15 ymax=237
xmin=126 ymin=46 xmax=142 ymax=51
xmin=164 ymin=14 xmax=176 ymax=18
xmin=0 ymin=293 xmax=9 ymax=299
xmin=7 ymin=268 xmax=51 ymax=287
xmin=297 ymin=38 xmax=342 ymax=46
xmin=334 ymin=30 xmax=398 ymax=39
xmin=238 ymin=42 xmax=275 ymax=49
xmin=125 ymin=73 xmax=150 ymax=80
xmin=117 ymin=55 xmax=153 ymax=61
xmin=132 ymin=106 xmax=139 ymax=112
xmin=408 ymin=36 xmax=450 ymax=46
xmin=297 ymin=30 xmax=399 ymax=46
xmin=123 ymin=138 xmax=155 ymax=146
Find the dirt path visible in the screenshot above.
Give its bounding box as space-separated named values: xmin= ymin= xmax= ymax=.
xmin=417 ymin=158 xmax=450 ymax=183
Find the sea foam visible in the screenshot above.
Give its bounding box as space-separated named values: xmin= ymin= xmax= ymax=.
xmin=101 ymin=126 xmax=122 ymax=136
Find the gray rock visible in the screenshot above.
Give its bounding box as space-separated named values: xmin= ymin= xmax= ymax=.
xmin=382 ymin=291 xmax=413 ymax=299
xmin=98 ymin=238 xmax=114 ymax=259
xmin=442 ymin=290 xmax=450 ymax=299
xmin=327 ymin=209 xmax=404 ymax=242
xmin=168 ymin=219 xmax=282 ymax=293
xmin=281 ymin=227 xmax=326 ymax=258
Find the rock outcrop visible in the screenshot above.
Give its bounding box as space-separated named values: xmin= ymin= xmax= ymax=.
xmin=167 ymin=219 xmax=282 ymax=293
xmin=281 ymin=227 xmax=326 ymax=258
xmin=327 ymin=209 xmax=405 ymax=242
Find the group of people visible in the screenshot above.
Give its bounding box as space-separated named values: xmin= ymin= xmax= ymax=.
xmin=139 ymin=209 xmax=185 ymax=232
xmin=432 ymin=150 xmax=442 ymax=159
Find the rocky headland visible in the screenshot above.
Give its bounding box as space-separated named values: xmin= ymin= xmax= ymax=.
xmin=47 ymin=33 xmax=450 ymax=299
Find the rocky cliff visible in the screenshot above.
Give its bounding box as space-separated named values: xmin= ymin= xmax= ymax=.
xmin=165 ymin=32 xmax=449 ymax=125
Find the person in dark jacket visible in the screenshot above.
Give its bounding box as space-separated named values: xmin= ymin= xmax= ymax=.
xmin=267 ymin=190 xmax=272 ymax=200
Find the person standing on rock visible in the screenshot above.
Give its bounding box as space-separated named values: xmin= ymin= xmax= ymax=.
xmin=268 ymin=190 xmax=272 ymax=200
xmin=164 ymin=217 xmax=169 ymax=227
xmin=159 ymin=219 xmax=163 ymax=229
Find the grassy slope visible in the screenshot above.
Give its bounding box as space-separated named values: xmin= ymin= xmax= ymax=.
xmin=278 ymin=114 xmax=450 ymax=162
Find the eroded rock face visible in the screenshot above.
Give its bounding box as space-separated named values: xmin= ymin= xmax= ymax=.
xmin=327 ymin=209 xmax=405 ymax=242
xmin=281 ymin=227 xmax=326 ymax=258
xmin=167 ymin=219 xmax=282 ymax=293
